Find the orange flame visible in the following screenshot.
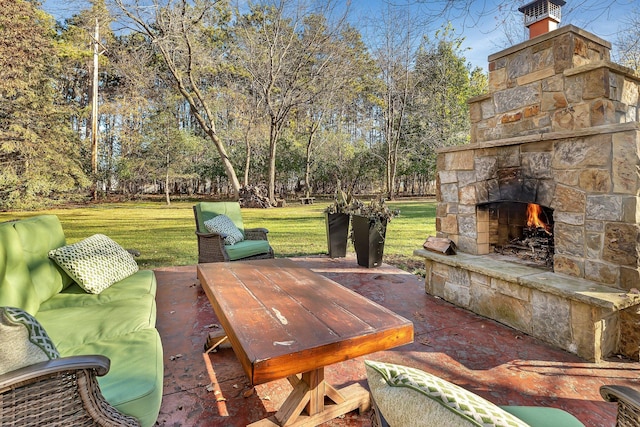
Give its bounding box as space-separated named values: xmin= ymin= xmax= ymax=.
xmin=527 ymin=203 xmax=551 ymax=234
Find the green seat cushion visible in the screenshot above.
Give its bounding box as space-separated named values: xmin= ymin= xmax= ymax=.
xmin=12 ymin=215 xmax=74 ymax=301
xmin=225 ymin=239 xmax=272 ymax=260
xmin=0 ymin=222 xmax=40 ymax=315
xmin=63 ymin=328 xmax=163 ymax=427
xmin=500 ymin=406 xmax=584 ymax=427
xmin=35 ymin=295 xmax=156 ymax=351
xmin=38 ymin=270 xmax=156 ymax=311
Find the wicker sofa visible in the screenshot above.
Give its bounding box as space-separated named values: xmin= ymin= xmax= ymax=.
xmin=0 ymin=215 xmax=163 ymax=427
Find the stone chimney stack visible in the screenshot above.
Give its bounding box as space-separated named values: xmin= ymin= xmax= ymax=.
xmin=518 ymin=0 xmax=566 ymax=39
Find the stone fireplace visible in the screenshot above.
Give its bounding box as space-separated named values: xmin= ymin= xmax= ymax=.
xmin=415 ymin=24 xmax=640 ymax=362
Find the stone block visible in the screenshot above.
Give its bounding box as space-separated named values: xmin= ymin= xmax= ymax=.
xmin=565 ymin=74 xmax=584 ymax=104
xmin=507 ymin=49 xmax=532 ymax=81
xmin=522 ymin=152 xmax=552 ymax=179
xmin=501 ymin=111 xmax=522 ymax=124
xmin=569 ymin=302 xmax=598 ymax=361
xmin=603 ymin=222 xmax=639 ymax=266
xmin=552 ymin=108 xmax=574 ymax=131
xmin=440 ymin=183 xmax=459 ymax=203
xmin=481 ymin=98 xmax=495 ymax=119
xmin=427 ymin=270 xmax=446 ymax=296
xmin=619 ymin=266 xmax=640 ymax=292
xmin=621 ymin=78 xmax=639 ymax=107
xmin=457 ymin=214 xmax=477 ymax=238
xmin=536 ymin=179 xmax=556 ymax=207
xmin=612 ymin=131 xmax=640 ymax=194
xmin=554 ymin=223 xmax=585 ymax=258
xmin=542 ymin=74 xmax=564 ymax=92
xmin=459 ymin=186 xmax=477 ymax=205
xmin=552 ymin=185 xmax=585 ymax=212
xmin=444 ymin=278 xmax=471 ymax=308
xmin=573 ymin=103 xmax=591 ymax=129
xmin=554 ymin=255 xmax=584 ymax=278
xmin=586 ymin=195 xmax=623 ymax=221
xmin=532 ymin=290 xmax=572 ymax=351
xmin=591 ymin=99 xmax=615 ymax=126
xmin=622 ymin=196 xmax=640 ymax=224
xmin=541 ymin=92 xmax=568 ymax=111
xmin=469 ymin=101 xmax=482 ymax=123
xmin=440 ymin=214 xmax=458 ymax=234
xmin=456 ymin=235 xmax=478 ymax=254
xmin=445 ymin=150 xmax=475 ymax=171
xmin=491 ymin=277 xmax=531 ymax=301
xmin=578 ymin=169 xmax=611 ymax=193
xmin=439 ymin=170 xmax=458 ymax=184
xmin=583 ymin=68 xmax=609 ymax=100
xmin=523 ymin=105 xmax=540 ymax=118
xmin=553 ymin=137 xmax=610 ymax=169
xmin=474 ymin=156 xmax=497 ymax=181
xmin=600 ymin=311 xmax=619 ymax=360
xmin=494 ymin=84 xmax=540 ymax=114
xmin=471 ymin=286 xmax=532 ymax=334
xmin=619 ymin=306 xmax=640 ymax=360
xmin=489 ymin=67 xmax=507 ymax=92
xmin=585 ymin=260 xmax=618 ymax=285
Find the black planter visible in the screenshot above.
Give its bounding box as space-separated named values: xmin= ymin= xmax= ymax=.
xmin=325 ymin=212 xmax=350 ymax=258
xmin=352 ymin=215 xmax=387 ymax=268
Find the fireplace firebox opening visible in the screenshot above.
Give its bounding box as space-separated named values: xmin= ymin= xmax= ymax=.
xmin=480 ymin=202 xmax=554 ymax=269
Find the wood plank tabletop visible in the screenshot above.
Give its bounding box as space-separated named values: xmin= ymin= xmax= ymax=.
xmin=198 ymin=258 xmax=414 ymax=385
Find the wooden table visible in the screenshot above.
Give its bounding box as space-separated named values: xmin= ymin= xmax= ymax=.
xmin=197 ymin=258 xmax=413 ymax=427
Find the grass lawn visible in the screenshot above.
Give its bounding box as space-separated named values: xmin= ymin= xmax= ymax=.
xmin=0 ymin=198 xmax=436 ymax=274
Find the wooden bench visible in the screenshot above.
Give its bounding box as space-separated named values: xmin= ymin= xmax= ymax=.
xmin=299 ymin=197 xmax=315 ymax=204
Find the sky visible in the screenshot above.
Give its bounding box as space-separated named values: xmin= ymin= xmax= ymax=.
xmin=41 ymin=0 xmax=639 ymax=72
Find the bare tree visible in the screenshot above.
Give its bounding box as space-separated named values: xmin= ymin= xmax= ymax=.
xmin=233 ymin=0 xmax=350 ymax=204
xmin=112 ymin=0 xmax=242 ymax=197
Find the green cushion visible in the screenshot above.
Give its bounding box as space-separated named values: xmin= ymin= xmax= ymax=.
xmin=500 ymin=406 xmax=584 ymax=427
xmin=38 ymin=270 xmax=157 ymax=311
xmin=48 ymin=234 xmax=139 ymax=294
xmin=195 ymin=202 xmax=245 ymax=235
xmin=365 ymin=360 xmax=530 ymax=427
xmin=12 ymin=215 xmax=74 ymax=303
xmin=0 ymin=306 xmax=59 ymax=375
xmin=0 ymin=222 xmax=40 ymax=315
xmin=35 ymin=295 xmax=156 ymax=352
xmin=225 ymin=239 xmax=271 ymax=260
xmin=63 ymin=328 xmax=163 ymax=427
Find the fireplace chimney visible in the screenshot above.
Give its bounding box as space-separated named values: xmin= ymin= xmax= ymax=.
xmin=518 ymin=0 xmax=565 ymax=39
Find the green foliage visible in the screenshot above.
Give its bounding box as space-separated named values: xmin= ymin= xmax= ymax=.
xmin=0 ymin=0 xmax=89 ymax=210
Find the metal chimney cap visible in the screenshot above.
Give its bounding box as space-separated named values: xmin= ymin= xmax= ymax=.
xmin=518 ymin=0 xmax=566 ymax=26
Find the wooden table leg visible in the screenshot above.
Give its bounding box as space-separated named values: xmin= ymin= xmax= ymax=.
xmin=248 ymin=367 xmax=371 ymax=427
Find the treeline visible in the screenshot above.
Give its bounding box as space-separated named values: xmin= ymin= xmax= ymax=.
xmin=0 ymin=0 xmax=488 ymax=209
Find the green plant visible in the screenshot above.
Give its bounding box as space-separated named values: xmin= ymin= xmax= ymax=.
xmin=324 ymin=189 xmax=354 ymax=215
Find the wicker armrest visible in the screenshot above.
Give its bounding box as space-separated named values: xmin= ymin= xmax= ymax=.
xmin=601 ymin=385 xmax=640 ymax=427
xmin=0 ymin=355 xmax=140 ymax=426
xmin=244 ymin=227 xmax=269 ymax=240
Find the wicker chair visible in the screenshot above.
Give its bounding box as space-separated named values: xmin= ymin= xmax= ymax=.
xmin=193 ymin=202 xmax=274 ymax=263
xmin=0 ymin=355 xmax=140 ymax=426
xmin=601 ymin=385 xmax=640 ymax=427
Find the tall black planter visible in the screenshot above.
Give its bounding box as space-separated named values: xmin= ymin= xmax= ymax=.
xmin=352 ymin=215 xmax=387 ymax=268
xmin=325 ymin=212 xmax=350 ymax=258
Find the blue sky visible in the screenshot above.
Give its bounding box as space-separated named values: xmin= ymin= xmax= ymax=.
xmin=42 ymin=0 xmax=639 ymax=71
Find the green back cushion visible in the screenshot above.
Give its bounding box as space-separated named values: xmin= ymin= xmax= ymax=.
xmin=0 ymin=222 xmax=40 ymax=315
xmin=195 ymin=202 xmax=244 ymax=234
xmin=365 ymin=360 xmax=530 ymax=427
xmin=0 ymin=306 xmax=59 ymax=375
xmin=13 ymin=215 xmax=73 ymax=302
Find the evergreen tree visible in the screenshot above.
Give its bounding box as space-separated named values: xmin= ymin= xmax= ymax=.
xmin=0 ymin=0 xmax=88 ymax=209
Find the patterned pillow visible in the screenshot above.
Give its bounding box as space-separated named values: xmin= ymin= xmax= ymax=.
xmin=365 ymin=360 xmax=530 ymax=427
xmin=0 ymin=306 xmax=59 ymax=375
xmin=48 ymin=234 xmax=139 ymax=294
xmin=204 ymin=214 xmax=245 ymax=245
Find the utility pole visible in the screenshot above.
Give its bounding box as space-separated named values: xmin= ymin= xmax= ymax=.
xmin=91 ymin=18 xmax=100 ymax=200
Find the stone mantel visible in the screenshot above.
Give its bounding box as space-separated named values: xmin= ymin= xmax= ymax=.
xmin=436 ymin=122 xmax=640 ymax=154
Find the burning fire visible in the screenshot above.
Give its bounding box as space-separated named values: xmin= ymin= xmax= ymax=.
xmin=526 ymin=203 xmax=551 ymax=234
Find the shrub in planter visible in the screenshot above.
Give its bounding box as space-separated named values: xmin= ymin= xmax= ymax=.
xmin=350 ymin=197 xmax=399 ymax=268
xmin=324 ymin=189 xmax=354 ymax=258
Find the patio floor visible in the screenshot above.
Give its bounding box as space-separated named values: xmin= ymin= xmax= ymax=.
xmin=153 ymin=255 xmax=639 ymax=427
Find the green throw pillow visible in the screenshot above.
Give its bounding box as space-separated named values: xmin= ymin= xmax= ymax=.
xmin=365 ymin=360 xmax=530 ymax=427
xmin=48 ymin=234 xmax=139 ymax=294
xmin=204 ymin=214 xmax=245 ymax=245
xmin=0 ymin=306 xmax=59 ymax=375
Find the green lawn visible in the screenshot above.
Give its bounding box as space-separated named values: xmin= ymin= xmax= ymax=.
xmin=0 ymin=198 xmax=436 ymax=273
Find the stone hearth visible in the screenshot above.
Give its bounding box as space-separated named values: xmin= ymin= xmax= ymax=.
xmin=416 ymin=25 xmax=640 ymax=362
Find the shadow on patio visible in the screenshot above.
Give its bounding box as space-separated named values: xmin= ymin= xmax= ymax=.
xmin=153 ymin=256 xmax=636 ymax=427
